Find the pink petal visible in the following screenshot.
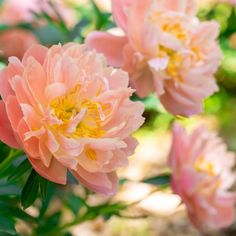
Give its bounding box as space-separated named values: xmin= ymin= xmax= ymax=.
xmin=127 ymin=0 xmax=153 ymax=52
xmin=86 ymin=31 xmax=127 ymax=67
xmin=5 ymin=95 xmax=23 ymax=131
xmin=22 ymin=44 xmax=48 ymax=66
xmin=44 ymin=82 xmax=67 ymax=102
xmin=17 ymin=119 xmax=40 ymax=158
xmin=24 ymin=57 xmax=47 ymax=107
xmin=111 ymin=0 xmax=133 ymax=31
xmin=0 ymin=101 xmax=20 ymax=148
xmin=10 ymin=75 xmax=30 ymax=104
xmin=0 ymin=58 xmax=23 ymax=101
xmin=160 ymin=83 xmax=203 ymax=116
xmin=71 ymin=165 xmax=118 ymax=195
xmin=39 ymin=136 xmax=53 ymax=168
xmin=160 ymin=0 xmax=197 ymax=16
xmin=29 ymin=156 xmax=67 ymax=184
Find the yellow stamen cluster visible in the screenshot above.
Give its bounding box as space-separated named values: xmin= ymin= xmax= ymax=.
xmin=194 ymin=157 xmax=216 ymax=176
xmin=50 ymin=86 xmax=107 ymax=139
xmin=162 ymin=22 xmax=188 ymax=41
xmin=158 ymin=46 xmax=184 ymax=82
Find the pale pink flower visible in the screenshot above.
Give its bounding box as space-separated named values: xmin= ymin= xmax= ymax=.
xmin=0 ymin=43 xmax=144 ymax=195
xmin=86 ymin=0 xmax=222 ymax=116
xmin=169 ymin=123 xmax=236 ymax=231
xmin=0 ymin=29 xmax=38 ymax=59
xmin=0 ymin=0 xmax=77 ymax=27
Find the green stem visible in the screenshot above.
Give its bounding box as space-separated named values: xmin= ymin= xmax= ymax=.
xmin=0 ymin=149 xmax=23 ymax=171
xmin=45 ymin=211 xmax=96 ymax=236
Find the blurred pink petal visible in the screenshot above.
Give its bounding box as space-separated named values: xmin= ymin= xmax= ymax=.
xmin=0 ymin=29 xmax=38 ymax=59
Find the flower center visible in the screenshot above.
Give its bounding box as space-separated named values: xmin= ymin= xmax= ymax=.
xmin=162 ymin=22 xmax=188 ymax=41
xmin=158 ymin=46 xmax=184 ymax=82
xmin=194 ymin=157 xmax=216 ymax=176
xmin=50 ymin=86 xmax=80 ymax=122
xmin=50 ymin=86 xmax=107 ymax=138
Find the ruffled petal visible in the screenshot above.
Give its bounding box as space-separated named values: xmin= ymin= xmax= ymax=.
xmin=0 ymin=101 xmax=20 ymax=148
xmin=29 ymin=157 xmax=67 ymax=184
xmin=86 ymin=31 xmax=127 ymax=67
xmin=71 ymin=165 xmax=118 ymax=195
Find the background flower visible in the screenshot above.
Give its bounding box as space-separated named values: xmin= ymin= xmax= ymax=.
xmin=86 ymin=0 xmax=222 ymax=116
xmin=169 ymin=123 xmax=236 ymax=231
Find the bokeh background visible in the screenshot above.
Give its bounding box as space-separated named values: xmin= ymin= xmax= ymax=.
xmin=1 ymin=0 xmax=236 ymax=235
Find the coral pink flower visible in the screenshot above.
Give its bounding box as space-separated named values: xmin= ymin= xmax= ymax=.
xmin=0 ymin=29 xmax=38 ymax=59
xmin=86 ymin=0 xmax=222 ymax=116
xmin=169 ymin=123 xmax=236 ymax=231
xmin=0 ymin=43 xmax=144 ymax=195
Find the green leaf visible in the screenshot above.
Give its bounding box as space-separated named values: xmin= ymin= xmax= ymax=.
xmin=0 ymin=216 xmax=16 ymax=236
xmin=21 ymin=169 xmax=40 ymax=209
xmin=143 ymin=174 xmax=171 ymax=186
xmin=36 ymin=212 xmax=62 ymax=234
xmin=65 ymin=194 xmax=86 ymax=216
xmin=39 ymin=176 xmax=49 ymax=201
xmin=8 ymin=159 xmax=31 ymax=182
xmin=39 ymin=184 xmax=55 ymax=218
xmin=0 ymin=201 xmax=36 ymax=223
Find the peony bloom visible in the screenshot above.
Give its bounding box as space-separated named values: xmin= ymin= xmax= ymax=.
xmin=0 ymin=29 xmax=38 ymax=59
xmin=169 ymin=123 xmax=236 ymax=231
xmin=0 ymin=43 xmax=144 ymax=195
xmin=86 ymin=0 xmax=222 ymax=116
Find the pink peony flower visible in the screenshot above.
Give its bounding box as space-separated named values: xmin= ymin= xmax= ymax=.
xmin=169 ymin=123 xmax=236 ymax=231
xmin=86 ymin=0 xmax=222 ymax=116
xmin=0 ymin=29 xmax=38 ymax=59
xmin=0 ymin=43 xmax=144 ymax=195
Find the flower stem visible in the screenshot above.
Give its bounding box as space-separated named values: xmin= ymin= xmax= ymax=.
xmin=0 ymin=149 xmax=23 ymax=171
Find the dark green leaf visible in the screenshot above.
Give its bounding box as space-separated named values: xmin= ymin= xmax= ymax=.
xmin=0 ymin=216 xmax=16 ymax=236
xmin=0 ymin=142 xmax=10 ymax=162
xmin=39 ymin=176 xmax=49 ymax=201
xmin=21 ymin=169 xmax=40 ymax=209
xmin=39 ymin=184 xmax=55 ymax=218
xmin=8 ymin=159 xmax=31 ymax=182
xmin=143 ymin=174 xmax=171 ymax=186
xmin=66 ymin=194 xmax=86 ymax=216
xmin=36 ymin=212 xmax=62 ymax=234
xmin=0 ymin=201 xmax=36 ymax=223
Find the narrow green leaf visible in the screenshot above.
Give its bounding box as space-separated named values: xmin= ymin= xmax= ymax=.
xmin=8 ymin=159 xmax=31 ymax=182
xmin=21 ymin=169 xmax=40 ymax=209
xmin=143 ymin=174 xmax=171 ymax=186
xmin=39 ymin=176 xmax=49 ymax=201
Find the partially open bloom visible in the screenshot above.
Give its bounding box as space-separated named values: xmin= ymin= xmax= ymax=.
xmin=169 ymin=123 xmax=236 ymax=231
xmin=86 ymin=0 xmax=222 ymax=116
xmin=0 ymin=43 xmax=144 ymax=195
